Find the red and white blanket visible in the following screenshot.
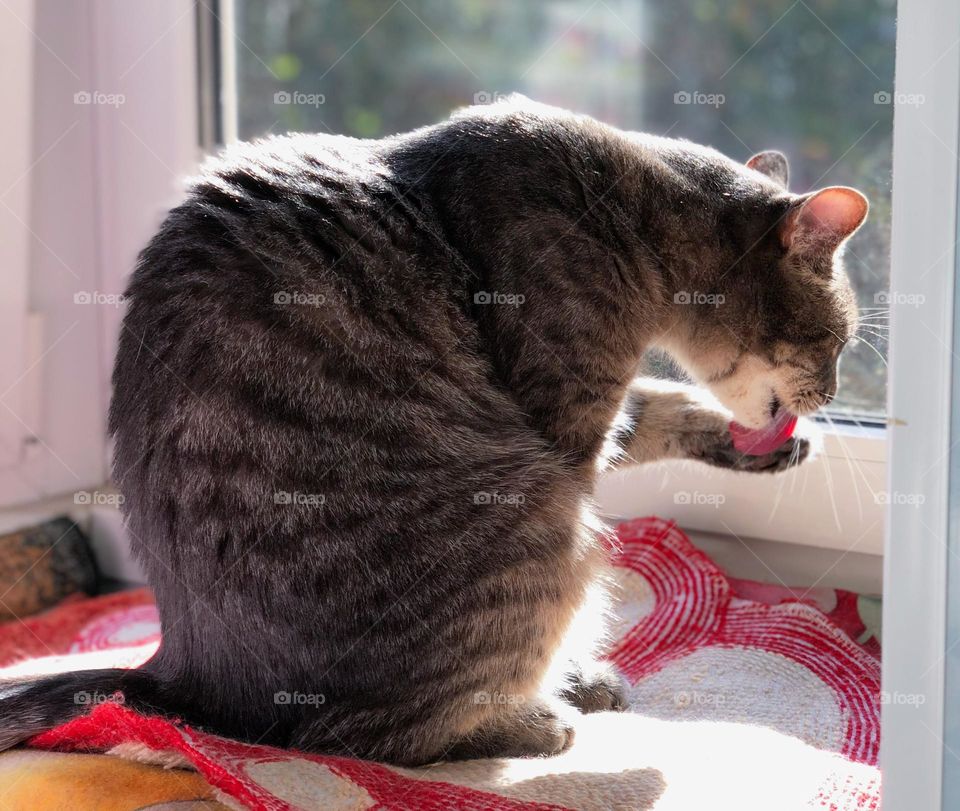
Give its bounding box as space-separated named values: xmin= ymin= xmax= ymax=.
xmin=0 ymin=517 xmax=881 ymax=810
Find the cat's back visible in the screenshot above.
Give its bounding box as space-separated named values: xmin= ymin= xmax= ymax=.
xmin=109 ymin=127 xmax=555 ymax=559
xmin=137 ymin=131 xmax=421 ymax=289
xmin=119 ymin=128 xmax=473 ymax=377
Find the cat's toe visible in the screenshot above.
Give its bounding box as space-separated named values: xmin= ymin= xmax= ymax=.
xmin=559 ymin=664 xmax=628 ymax=713
xmin=744 ymin=435 xmax=810 ymax=473
xmin=541 ymin=715 xmax=576 ymax=755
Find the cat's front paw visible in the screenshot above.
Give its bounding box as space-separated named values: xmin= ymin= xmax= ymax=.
xmin=695 ymin=432 xmax=810 ymax=474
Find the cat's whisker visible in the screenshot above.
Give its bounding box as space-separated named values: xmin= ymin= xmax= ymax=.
xmin=851 ymin=336 xmax=889 ymax=368
xmin=768 ymin=442 xmax=793 ymax=522
xmin=794 ymin=441 xmax=805 ymax=496
xmin=822 ymin=411 xmax=871 ymax=525
xmin=839 ymin=413 xmax=867 ymax=429
xmin=815 ymin=415 xmax=844 ymax=534
xmin=800 ymin=440 xmax=812 ymax=499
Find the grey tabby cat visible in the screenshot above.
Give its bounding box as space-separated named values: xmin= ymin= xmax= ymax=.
xmin=0 ymin=97 xmax=867 ymax=765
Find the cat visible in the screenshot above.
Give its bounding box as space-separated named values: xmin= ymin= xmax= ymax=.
xmin=0 ymin=96 xmax=866 ymax=766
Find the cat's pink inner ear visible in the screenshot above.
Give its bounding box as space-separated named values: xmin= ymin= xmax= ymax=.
xmin=780 ymin=186 xmax=869 ymax=251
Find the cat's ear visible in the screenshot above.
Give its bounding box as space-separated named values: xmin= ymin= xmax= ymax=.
xmin=746 ymin=151 xmax=789 ymax=188
xmin=780 ymin=187 xmax=869 ymax=253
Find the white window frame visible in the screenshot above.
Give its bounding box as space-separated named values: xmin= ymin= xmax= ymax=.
xmin=880 ymin=0 xmax=960 ymax=805
xmin=22 ymin=2 xmax=960 ymax=804
xmin=0 ymin=1 xmax=199 ymax=582
xmin=0 ymin=0 xmax=110 ymax=509
xmin=0 ymin=0 xmax=35 ymax=478
xmin=7 ymin=2 xmax=893 ymax=563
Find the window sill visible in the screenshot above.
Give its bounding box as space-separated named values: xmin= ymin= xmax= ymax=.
xmin=596 ymin=420 xmax=886 ymax=556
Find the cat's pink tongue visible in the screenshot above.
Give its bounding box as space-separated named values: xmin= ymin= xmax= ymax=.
xmin=729 ymin=409 xmax=798 ymax=456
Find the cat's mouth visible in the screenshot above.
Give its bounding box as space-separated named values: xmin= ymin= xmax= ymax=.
xmin=728 ymin=394 xmax=798 ymax=455
xmin=730 ymin=405 xmax=798 ymax=455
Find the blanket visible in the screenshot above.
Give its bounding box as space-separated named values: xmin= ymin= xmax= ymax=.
xmin=0 ymin=517 xmax=882 ymax=810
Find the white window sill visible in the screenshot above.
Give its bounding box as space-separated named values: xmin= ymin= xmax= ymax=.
xmin=597 ymin=420 xmax=886 ymax=556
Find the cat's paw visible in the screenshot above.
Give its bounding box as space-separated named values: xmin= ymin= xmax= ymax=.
xmin=559 ymin=665 xmax=628 ymax=713
xmin=743 ymin=435 xmax=810 ymax=472
xmin=443 ymin=698 xmax=575 ymax=760
xmin=695 ymin=432 xmax=810 ymax=474
xmin=522 ymin=705 xmax=577 ymax=756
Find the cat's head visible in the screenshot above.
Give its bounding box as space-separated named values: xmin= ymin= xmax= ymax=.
xmin=661 ymin=150 xmax=868 ymax=430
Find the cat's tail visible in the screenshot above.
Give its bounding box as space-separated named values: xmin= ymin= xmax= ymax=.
xmin=0 ymin=668 xmax=164 ymax=750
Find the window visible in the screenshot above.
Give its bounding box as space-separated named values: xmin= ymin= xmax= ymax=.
xmin=10 ymin=2 xmax=960 ymax=803
xmin=231 ymin=0 xmax=895 ymax=421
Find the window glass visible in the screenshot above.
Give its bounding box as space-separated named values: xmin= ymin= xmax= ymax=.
xmin=234 ymin=0 xmax=895 ymax=419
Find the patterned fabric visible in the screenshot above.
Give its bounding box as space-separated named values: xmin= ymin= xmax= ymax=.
xmin=1 ymin=517 xmax=881 ymax=810
xmin=0 ymin=517 xmax=98 ymax=622
xmin=0 ymin=586 xmax=157 ymax=676
xmin=610 ymin=518 xmax=881 ymax=765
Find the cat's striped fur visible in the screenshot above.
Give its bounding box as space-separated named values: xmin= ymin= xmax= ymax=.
xmin=0 ymin=97 xmax=865 ymax=764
